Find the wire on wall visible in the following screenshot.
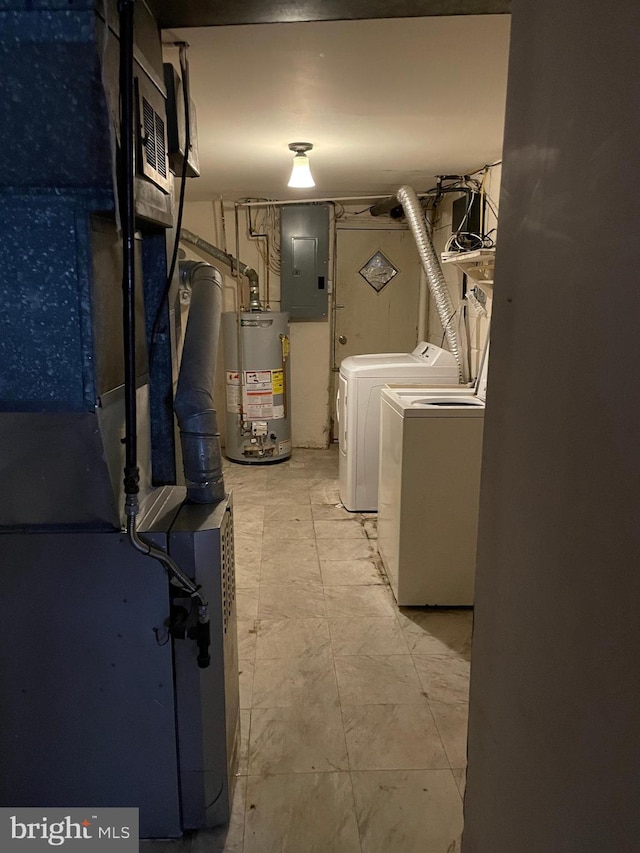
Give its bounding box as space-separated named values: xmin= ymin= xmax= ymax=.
xmin=243 ymin=199 xmax=282 ymax=275
xmin=240 ymin=198 xmax=284 ymax=309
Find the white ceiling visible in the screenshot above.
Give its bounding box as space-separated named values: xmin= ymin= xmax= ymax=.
xmin=163 ymin=15 xmax=511 ymax=201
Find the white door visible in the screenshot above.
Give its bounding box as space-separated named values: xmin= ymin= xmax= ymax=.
xmin=331 ymin=228 xmax=421 ymax=437
xmin=334 ymin=228 xmax=420 ymax=362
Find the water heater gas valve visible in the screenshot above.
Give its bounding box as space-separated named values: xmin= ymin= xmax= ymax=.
xmin=251 ymin=421 xmax=268 ymax=437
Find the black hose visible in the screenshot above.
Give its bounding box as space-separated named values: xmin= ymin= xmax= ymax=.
xmin=118 ymin=0 xmax=139 ymax=501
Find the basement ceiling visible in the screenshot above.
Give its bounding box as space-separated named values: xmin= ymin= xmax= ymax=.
xmin=162 ymin=15 xmax=511 ymax=201
xmin=150 ymin=0 xmax=510 ymax=28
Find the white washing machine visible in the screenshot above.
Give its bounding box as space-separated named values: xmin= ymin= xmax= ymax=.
xmin=377 ymin=354 xmax=488 ymax=605
xmin=337 ymin=343 xmax=459 ymax=512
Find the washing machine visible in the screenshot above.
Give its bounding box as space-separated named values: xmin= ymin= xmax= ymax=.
xmin=377 ymin=353 xmax=488 ymax=605
xmin=337 ymin=343 xmax=459 ymax=512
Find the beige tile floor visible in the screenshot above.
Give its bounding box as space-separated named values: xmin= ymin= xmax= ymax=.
xmin=141 ymin=447 xmax=471 ymax=852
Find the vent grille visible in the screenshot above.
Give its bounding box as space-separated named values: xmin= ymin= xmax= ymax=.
xmin=142 ymin=97 xmax=157 ymax=170
xmin=139 ymin=89 xmax=169 ymax=191
xmin=155 ymin=114 xmax=167 ymax=178
xmin=221 ymin=508 xmax=236 ymax=634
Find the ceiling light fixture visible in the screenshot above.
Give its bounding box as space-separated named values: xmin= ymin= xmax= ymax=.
xmin=287 ymin=142 xmax=315 ymax=188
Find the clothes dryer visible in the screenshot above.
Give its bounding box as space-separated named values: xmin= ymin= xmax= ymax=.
xmin=337 ymin=343 xmax=459 ymax=511
xmin=377 ymin=354 xmax=488 ymax=605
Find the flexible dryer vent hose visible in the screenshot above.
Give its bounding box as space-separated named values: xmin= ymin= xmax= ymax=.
xmin=396 ymin=185 xmax=464 ymax=381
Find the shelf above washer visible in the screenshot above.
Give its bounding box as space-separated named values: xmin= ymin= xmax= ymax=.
xmin=441 ymin=248 xmax=496 ymax=284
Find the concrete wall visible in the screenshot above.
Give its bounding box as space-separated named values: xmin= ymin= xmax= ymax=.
xmin=463 ymin=1 xmax=640 ymax=850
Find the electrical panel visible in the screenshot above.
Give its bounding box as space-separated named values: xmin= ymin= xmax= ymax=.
xmin=280 ymin=203 xmax=330 ymax=321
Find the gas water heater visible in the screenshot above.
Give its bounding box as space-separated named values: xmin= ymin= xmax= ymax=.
xmin=222 ymin=311 xmax=292 ymax=463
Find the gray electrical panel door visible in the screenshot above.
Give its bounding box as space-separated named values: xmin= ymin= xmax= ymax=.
xmin=280 ymin=203 xmax=330 ymax=320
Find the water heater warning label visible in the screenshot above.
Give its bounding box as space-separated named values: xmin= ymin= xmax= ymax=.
xmin=226 ymin=370 xmax=285 ymax=420
xmin=245 ymin=370 xmax=271 ymax=386
xmin=244 ymin=371 xmax=273 ymax=419
xmin=272 ymin=369 xmax=284 ymax=394
xmin=225 ymin=371 xmax=241 ymax=413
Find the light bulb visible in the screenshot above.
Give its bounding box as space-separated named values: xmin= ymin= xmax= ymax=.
xmin=288 ymin=153 xmax=315 ymax=188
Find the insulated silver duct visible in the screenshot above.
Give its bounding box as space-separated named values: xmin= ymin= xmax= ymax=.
xmin=180 ymin=228 xmax=262 ymax=311
xmin=396 ymin=185 xmax=465 ymax=381
xmin=174 ymin=261 xmax=226 ymax=504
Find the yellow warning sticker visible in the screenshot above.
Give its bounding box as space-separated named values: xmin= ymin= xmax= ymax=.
xmin=272 ymin=369 xmax=284 ymax=394
xmin=280 ymin=334 xmax=290 ymax=359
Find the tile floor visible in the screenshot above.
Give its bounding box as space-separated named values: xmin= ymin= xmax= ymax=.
xmin=141 ymin=446 xmax=471 ymax=853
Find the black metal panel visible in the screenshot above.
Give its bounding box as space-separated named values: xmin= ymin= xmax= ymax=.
xmin=452 ymin=191 xmax=483 ymax=236
xmin=0 ymin=412 xmax=121 ymax=529
xmin=0 ymin=523 xmax=183 ymax=838
xmin=164 ymin=63 xmax=200 ymax=179
xmin=148 ymin=0 xmax=510 ymax=28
